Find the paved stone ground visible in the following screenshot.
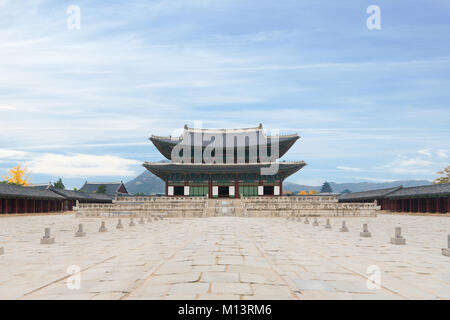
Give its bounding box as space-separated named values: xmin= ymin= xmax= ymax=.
xmin=0 ymin=214 xmax=449 ymax=300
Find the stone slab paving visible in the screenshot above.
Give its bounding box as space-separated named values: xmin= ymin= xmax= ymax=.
xmin=0 ymin=214 xmax=449 ymax=300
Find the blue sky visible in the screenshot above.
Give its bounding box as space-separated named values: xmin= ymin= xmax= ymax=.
xmin=0 ymin=0 xmax=449 ymax=189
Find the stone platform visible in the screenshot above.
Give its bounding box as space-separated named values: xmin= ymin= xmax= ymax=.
xmin=0 ymin=214 xmax=448 ymax=300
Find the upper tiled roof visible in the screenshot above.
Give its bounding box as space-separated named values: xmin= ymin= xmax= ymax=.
xmin=0 ymin=184 xmax=65 ymax=200
xmin=387 ymin=183 xmax=450 ymax=198
xmin=338 ymin=186 xmax=402 ymax=201
xmin=150 ymin=124 xmax=300 ymax=161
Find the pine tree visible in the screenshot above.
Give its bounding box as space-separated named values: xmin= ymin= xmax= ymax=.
xmin=53 ymin=178 xmax=65 ymax=189
xmin=96 ymin=184 xmax=107 ymax=194
xmin=320 ymin=181 xmax=333 ymax=193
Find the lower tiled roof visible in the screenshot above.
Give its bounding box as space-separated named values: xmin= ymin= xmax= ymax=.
xmin=0 ymin=184 xmax=65 ymax=200
xmin=338 ymin=187 xmax=402 ymax=201
xmin=387 ymin=183 xmax=450 ymax=198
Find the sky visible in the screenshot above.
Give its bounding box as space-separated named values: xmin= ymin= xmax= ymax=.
xmin=0 ymin=0 xmax=449 ymax=189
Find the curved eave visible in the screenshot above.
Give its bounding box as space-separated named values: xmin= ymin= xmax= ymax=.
xmin=143 ymin=161 xmax=306 ymax=180
xmin=150 ymin=134 xmax=300 ymax=161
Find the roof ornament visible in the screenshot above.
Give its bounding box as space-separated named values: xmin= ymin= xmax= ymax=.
xmin=258 ymin=123 xmax=263 ymax=129
xmin=184 ymin=124 xmax=188 ymax=130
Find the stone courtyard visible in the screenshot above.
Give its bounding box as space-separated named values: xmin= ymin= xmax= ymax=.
xmin=0 ymin=214 xmax=449 ymax=300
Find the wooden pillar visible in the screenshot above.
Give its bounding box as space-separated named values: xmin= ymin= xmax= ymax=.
xmin=0 ymin=198 xmax=2 ymax=214
xmin=24 ymin=199 xmax=28 ymax=213
xmin=436 ymin=198 xmax=440 ymax=214
xmin=280 ymin=179 xmax=283 ymax=197
xmin=447 ymin=197 xmax=450 ymax=214
xmin=14 ymin=199 xmax=18 ymax=214
xmin=208 ymin=178 xmax=212 ymax=199
xmin=235 ymin=179 xmax=239 ymax=198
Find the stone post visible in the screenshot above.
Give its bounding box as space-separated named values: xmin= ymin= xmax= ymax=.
xmin=75 ymin=224 xmax=86 ymax=237
xmin=129 ymin=218 xmax=135 ymax=227
xmin=0 ymin=247 xmax=4 ymax=255
xmin=139 ymin=216 xmax=145 ymax=224
xmin=313 ymin=217 xmax=319 ymax=226
xmin=40 ymin=227 xmax=55 ymax=244
xmin=304 ymin=216 xmax=309 ymax=224
xmin=99 ymin=221 xmax=108 ymax=232
xmin=116 ymin=219 xmax=124 ymax=229
xmin=390 ymin=227 xmax=406 ymax=245
xmin=441 ymin=234 xmax=450 ymax=257
xmin=360 ymin=223 xmax=371 ymax=237
xmin=325 ymin=219 xmax=331 ymax=229
xmin=339 ymin=220 xmax=349 ymax=232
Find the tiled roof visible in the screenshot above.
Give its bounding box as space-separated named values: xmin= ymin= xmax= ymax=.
xmin=0 ymin=184 xmax=65 ymax=200
xmin=49 ymin=188 xmax=113 ymax=202
xmin=387 ymin=183 xmax=450 ymax=198
xmin=79 ymin=182 xmax=126 ymax=197
xmin=84 ymin=192 xmax=113 ymax=202
xmin=338 ymin=187 xmax=402 ymax=201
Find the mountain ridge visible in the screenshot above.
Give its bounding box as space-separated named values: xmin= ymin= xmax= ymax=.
xmin=125 ymin=170 xmax=432 ymax=195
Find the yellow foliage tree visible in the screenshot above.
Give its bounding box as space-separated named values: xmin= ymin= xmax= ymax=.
xmin=298 ymin=190 xmax=308 ymax=195
xmin=2 ymin=165 xmax=30 ymax=186
xmin=433 ymin=166 xmax=450 ymax=184
xmin=309 ymin=190 xmax=317 ymax=195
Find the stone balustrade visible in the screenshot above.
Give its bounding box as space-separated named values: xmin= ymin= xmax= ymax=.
xmin=74 ymin=195 xmax=379 ymax=218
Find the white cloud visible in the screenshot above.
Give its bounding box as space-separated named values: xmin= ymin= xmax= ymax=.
xmin=336 ymin=166 xmax=364 ymax=172
xmin=380 ymin=155 xmax=437 ymax=175
xmin=26 ymin=153 xmax=141 ymax=178
xmin=418 ymin=149 xmax=432 ymax=157
xmin=0 ymin=148 xmax=29 ymax=160
xmin=353 ymin=177 xmax=397 ymax=183
xmin=436 ymin=149 xmax=448 ymax=158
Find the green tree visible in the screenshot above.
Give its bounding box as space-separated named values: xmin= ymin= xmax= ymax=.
xmin=433 ymin=166 xmax=450 ymax=184
xmin=96 ymin=184 xmax=107 ymax=194
xmin=341 ymin=189 xmax=352 ymax=194
xmin=320 ymin=182 xmax=333 ymax=193
xmin=53 ymin=178 xmax=65 ymax=189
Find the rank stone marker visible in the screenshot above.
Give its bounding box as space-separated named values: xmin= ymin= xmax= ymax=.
xmin=313 ymin=217 xmax=319 ymax=226
xmin=304 ymin=216 xmax=310 ymax=224
xmin=139 ymin=217 xmax=145 ymax=224
xmin=129 ymin=218 xmax=135 ymax=227
xmin=441 ymin=235 xmax=450 ymax=257
xmin=0 ymin=247 xmax=4 ymax=255
xmin=360 ymin=223 xmax=372 ymax=237
xmin=116 ymin=219 xmax=124 ymax=229
xmin=390 ymin=227 xmax=406 ymax=245
xmin=297 ymin=216 xmax=301 ymax=222
xmin=75 ymin=224 xmax=86 ymax=237
xmin=40 ymin=227 xmax=55 ymax=244
xmin=339 ymin=220 xmax=349 ymax=232
xmin=325 ymin=219 xmax=332 ymax=229
xmin=147 ymin=216 xmax=152 ymax=223
xmin=99 ymin=221 xmax=108 ymax=233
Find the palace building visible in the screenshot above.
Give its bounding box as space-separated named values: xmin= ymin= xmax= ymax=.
xmin=144 ymin=124 xmax=306 ymax=198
